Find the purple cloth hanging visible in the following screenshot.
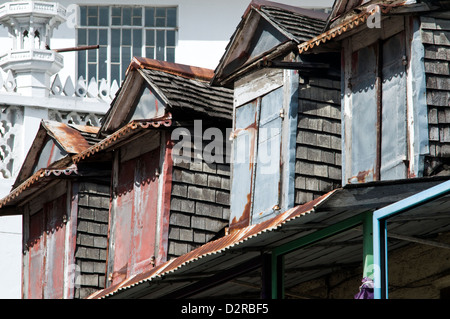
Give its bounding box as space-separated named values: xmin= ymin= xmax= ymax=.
xmin=354 ymin=277 xmax=374 ymax=299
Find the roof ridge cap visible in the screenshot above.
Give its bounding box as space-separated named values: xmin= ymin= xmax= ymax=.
xmin=129 ymin=57 xmax=215 ymax=82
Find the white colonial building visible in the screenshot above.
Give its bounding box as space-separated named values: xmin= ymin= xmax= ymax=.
xmin=0 ymin=0 xmax=332 ymax=298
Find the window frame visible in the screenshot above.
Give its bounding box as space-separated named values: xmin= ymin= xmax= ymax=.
xmin=77 ymin=5 xmax=178 ymax=85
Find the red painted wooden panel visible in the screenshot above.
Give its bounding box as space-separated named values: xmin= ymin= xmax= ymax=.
xmin=43 ymin=194 xmax=67 ymax=299
xmin=111 ymin=159 xmax=135 ymax=286
xmin=27 ymin=210 xmax=45 ymax=299
xmin=130 ymin=147 xmax=160 ymax=276
xmin=111 ymin=147 xmax=161 ymax=284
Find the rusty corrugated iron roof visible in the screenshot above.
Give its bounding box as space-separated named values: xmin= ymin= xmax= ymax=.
xmin=43 ymin=121 xmax=99 ymax=154
xmin=13 ymin=120 xmax=100 ymax=189
xmin=0 ymin=164 xmax=78 ymax=211
xmin=87 ymin=190 xmax=336 ymax=299
xmin=129 ymin=57 xmax=215 ymax=82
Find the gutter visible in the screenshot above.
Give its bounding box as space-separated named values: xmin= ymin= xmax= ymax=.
xmin=372 ymin=180 xmax=450 ymax=299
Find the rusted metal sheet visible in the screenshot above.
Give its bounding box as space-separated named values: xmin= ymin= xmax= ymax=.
xmin=43 ymin=194 xmax=67 ymax=299
xmin=109 ymin=147 xmax=161 ymax=285
xmin=129 ymin=148 xmax=160 ymax=276
xmin=88 ymin=190 xmax=336 ymax=299
xmin=26 ymin=210 xmax=45 ymax=299
xmin=156 ymin=133 xmax=173 ymax=266
xmin=344 ymin=31 xmax=410 ymax=184
xmin=110 ymin=159 xmax=134 ymax=286
xmin=43 ymin=120 xmax=96 ymax=154
xmin=130 ymin=57 xmax=215 ymax=82
xmin=229 ymin=99 xmax=259 ymax=232
xmin=25 ymin=194 xmax=67 ymax=299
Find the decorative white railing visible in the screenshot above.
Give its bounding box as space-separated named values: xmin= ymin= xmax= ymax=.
xmin=0 ymin=69 xmax=119 ymax=102
xmin=0 ymin=105 xmax=23 ymax=179
xmin=50 ymin=74 xmax=119 ymax=101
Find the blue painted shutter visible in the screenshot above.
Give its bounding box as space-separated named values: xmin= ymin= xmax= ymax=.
xmin=229 ymin=100 xmax=258 ymax=230
xmin=349 ymin=43 xmax=378 ymax=183
xmin=381 ymin=32 xmax=407 ymax=179
xmin=252 ymin=87 xmax=283 ymax=222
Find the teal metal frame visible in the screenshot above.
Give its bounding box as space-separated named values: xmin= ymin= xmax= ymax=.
xmin=372 ymin=180 xmax=450 ymax=299
xmin=271 ymin=211 xmax=373 ymax=299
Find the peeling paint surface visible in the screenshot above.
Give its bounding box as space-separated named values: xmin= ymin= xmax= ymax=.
xmin=25 ymin=194 xmax=67 ymax=299
xmin=230 ymin=100 xmax=258 ymax=231
xmin=109 ymin=147 xmax=161 ymax=286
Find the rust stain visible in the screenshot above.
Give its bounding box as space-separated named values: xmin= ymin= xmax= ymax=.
xmin=229 ymin=193 xmax=252 ymax=234
xmin=228 ymin=114 xmax=258 ymax=232
xmin=347 ymin=169 xmax=373 ymax=184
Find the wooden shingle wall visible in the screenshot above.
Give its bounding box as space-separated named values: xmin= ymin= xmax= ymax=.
xmin=169 ymin=127 xmax=230 ymax=259
xmin=295 ymin=76 xmax=342 ymax=205
xmin=75 ymin=182 xmax=110 ymax=299
xmin=421 ymin=16 xmax=450 ymax=175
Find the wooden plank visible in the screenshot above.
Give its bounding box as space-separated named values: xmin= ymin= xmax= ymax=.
xmin=43 ymin=194 xmax=67 ymax=299
xmin=120 ymin=130 xmax=161 ymax=163
xmin=129 ymin=147 xmax=160 ymax=276
xmin=234 ymin=67 xmax=283 ymax=107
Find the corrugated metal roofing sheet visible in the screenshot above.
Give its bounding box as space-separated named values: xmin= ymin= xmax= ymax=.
xmin=87 ymin=176 xmax=450 ymax=298
xmin=129 ymin=57 xmax=216 ymax=82
xmin=87 ymin=191 xmax=335 ymax=299
xmin=0 ymin=164 xmax=78 ymax=210
xmin=43 ymin=121 xmax=98 ymax=154
xmin=12 ymin=120 xmax=99 ymax=189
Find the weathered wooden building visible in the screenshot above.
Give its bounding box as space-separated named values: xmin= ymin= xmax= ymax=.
xmin=3 ymin=0 xmax=450 ymax=300
xmin=75 ymin=57 xmax=234 ymax=287
xmin=298 ymin=0 xmax=450 ymax=185
xmin=212 ymin=0 xmax=342 ymax=232
xmin=294 ymin=0 xmax=450 ymax=299
xmin=0 ymin=57 xmax=234 ymax=298
xmin=88 ymin=0 xmax=450 ymax=300
xmin=0 ymin=120 xmax=110 ymax=298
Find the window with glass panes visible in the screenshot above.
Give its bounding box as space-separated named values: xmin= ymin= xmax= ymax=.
xmin=77 ymin=6 xmax=177 ymax=85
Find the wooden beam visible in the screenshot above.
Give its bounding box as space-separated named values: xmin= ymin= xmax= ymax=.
xmin=161 ymin=255 xmax=263 ymax=299
xmin=388 ymin=233 xmax=450 ymax=250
